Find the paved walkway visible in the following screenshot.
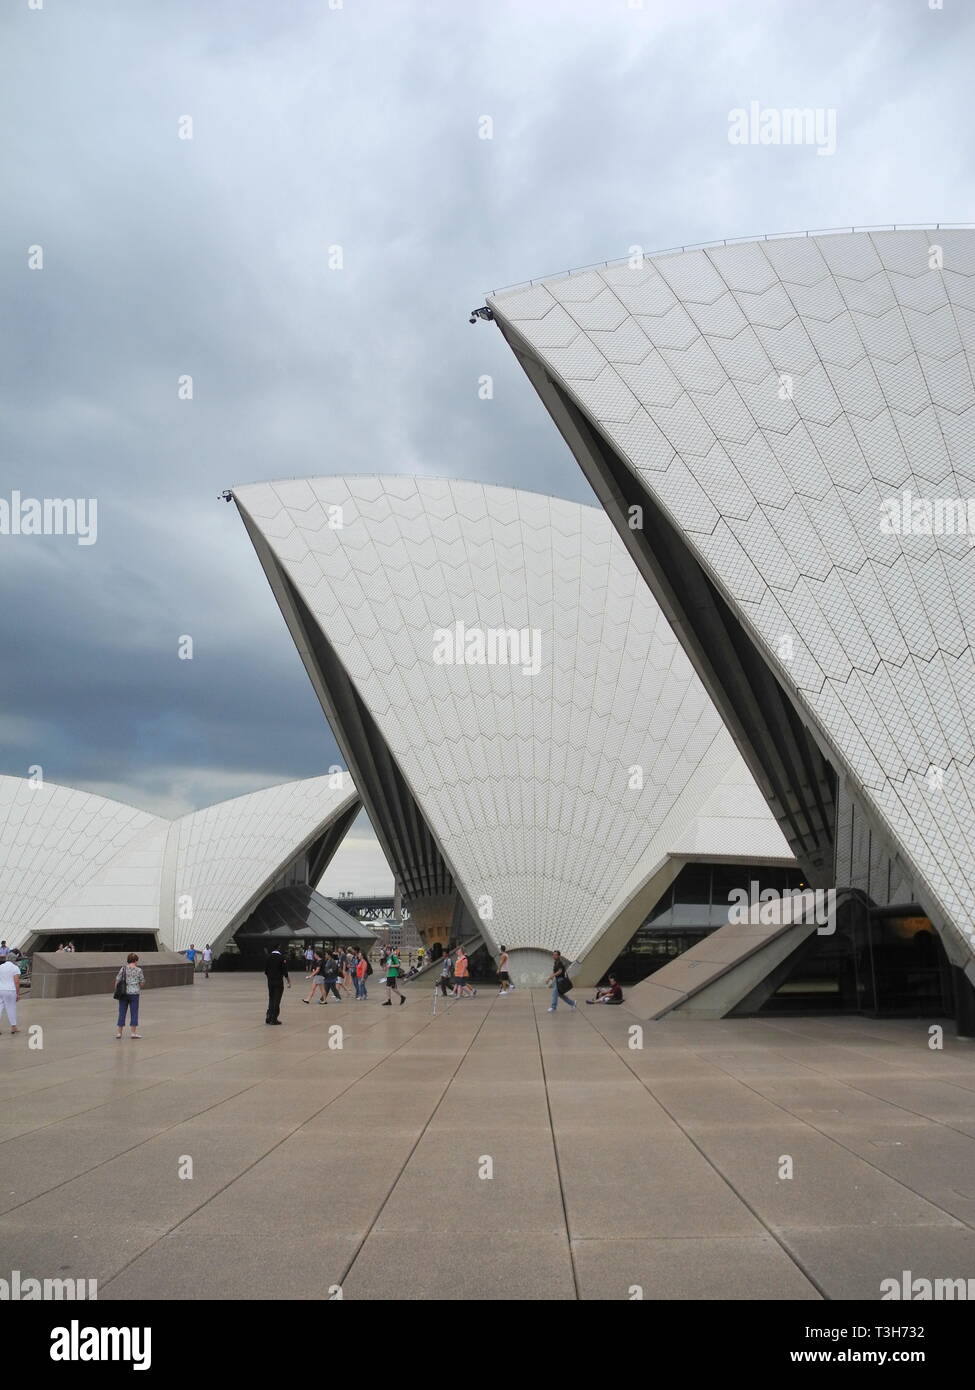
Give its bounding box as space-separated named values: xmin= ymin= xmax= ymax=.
xmin=1 ymin=976 xmax=974 ymax=1300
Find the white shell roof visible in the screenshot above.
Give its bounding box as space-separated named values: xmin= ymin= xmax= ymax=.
xmin=487 ymin=228 xmax=975 ymax=952
xmin=169 ymin=774 xmax=355 ymax=951
xmin=0 ymin=773 xmax=359 ymax=952
xmin=0 ymin=777 xmax=164 ymax=948
xmin=234 ymin=476 xmax=792 ymax=962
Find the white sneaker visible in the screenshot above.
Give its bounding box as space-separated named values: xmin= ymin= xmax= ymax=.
xmin=547 ymin=1006 xmax=556 ymax=1012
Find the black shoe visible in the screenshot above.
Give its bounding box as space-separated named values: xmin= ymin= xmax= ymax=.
xmin=381 ymin=1000 xmax=391 ymax=1006
xmin=270 ymin=1019 xmax=282 ymax=1025
xmin=399 ymin=995 xmax=406 ymax=1005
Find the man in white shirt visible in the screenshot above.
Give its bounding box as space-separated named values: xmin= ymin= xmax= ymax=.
xmin=497 ymin=945 xmax=513 ymax=995
xmin=0 ymin=955 xmax=22 ymax=1034
xmin=202 ymin=944 xmax=213 ymax=979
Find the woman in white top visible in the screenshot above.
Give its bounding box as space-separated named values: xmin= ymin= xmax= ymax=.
xmin=0 ymin=954 xmax=22 ymax=1034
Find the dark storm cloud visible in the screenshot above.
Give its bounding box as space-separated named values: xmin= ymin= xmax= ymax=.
xmin=1 ymin=0 xmax=973 ymax=817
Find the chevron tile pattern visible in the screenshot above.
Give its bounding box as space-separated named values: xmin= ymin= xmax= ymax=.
xmin=488 ymin=229 xmax=975 ymax=953
xmin=0 ymin=774 xmax=359 ymax=953
xmin=235 ymin=476 xmax=791 ymax=962
xmin=0 ymin=777 xmax=162 ymax=949
xmin=170 ymin=773 xmax=356 ymax=951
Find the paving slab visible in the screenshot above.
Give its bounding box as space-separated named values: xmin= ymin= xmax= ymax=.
xmin=100 ymin=1231 xmax=361 ymax=1300
xmin=776 ymin=1223 xmax=975 ymax=1300
xmin=694 ymin=1126 xmax=959 ymax=1230
xmin=342 ymin=1231 xmax=576 ymax=1301
xmin=573 ymin=1235 xmax=823 ymax=1300
xmin=556 ymin=1130 xmax=764 ymax=1239
xmin=3 ymin=977 xmax=973 ymax=1300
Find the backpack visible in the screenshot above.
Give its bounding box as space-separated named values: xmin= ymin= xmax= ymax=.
xmin=365 ymin=959 xmax=373 ymax=977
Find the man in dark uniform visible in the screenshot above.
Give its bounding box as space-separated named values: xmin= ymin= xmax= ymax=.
xmin=264 ymin=948 xmax=290 ymax=1024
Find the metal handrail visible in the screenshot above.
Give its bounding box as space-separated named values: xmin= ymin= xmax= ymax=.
xmin=488 ymin=222 xmax=975 ymax=297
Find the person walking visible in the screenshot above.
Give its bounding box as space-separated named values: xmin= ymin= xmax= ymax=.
xmin=347 ymin=949 xmax=358 ymax=999
xmin=264 ymin=947 xmax=290 ymax=1024
xmin=303 ymin=945 xmax=315 ymax=974
xmin=0 ymin=941 xmax=8 ymax=960
xmin=354 ymin=949 xmax=368 ymax=1000
xmin=302 ymin=956 xmax=328 ymax=1005
xmin=184 ymin=944 xmax=198 ymax=973
xmin=338 ymin=950 xmax=354 ymax=996
xmin=202 ymin=944 xmax=212 ymax=979
xmin=546 ymin=951 xmax=577 ymax=1012
xmin=320 ymin=952 xmax=343 ymax=1002
xmin=497 ymin=945 xmax=512 ymax=995
xmin=453 ymin=947 xmax=476 ymax=998
xmin=114 ymin=953 xmax=145 ymax=1039
xmin=381 ymin=948 xmax=406 ymax=1006
xmin=0 ymin=950 xmax=21 ymax=1035
xmin=438 ymin=951 xmax=454 ymax=997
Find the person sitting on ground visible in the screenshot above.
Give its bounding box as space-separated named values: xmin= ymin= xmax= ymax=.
xmin=586 ymin=975 xmax=624 ymax=1005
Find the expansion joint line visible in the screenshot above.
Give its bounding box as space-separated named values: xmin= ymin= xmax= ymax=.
xmin=531 ymin=991 xmax=582 ymax=1300
xmin=338 ymin=999 xmax=499 ymax=1289
xmin=96 ymin=1003 xmax=474 ymax=1292
xmin=583 ymin=1012 xmax=831 ymax=1301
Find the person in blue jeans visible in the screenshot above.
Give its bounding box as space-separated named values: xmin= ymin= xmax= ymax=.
xmin=115 ymin=953 xmax=146 ymax=1038
xmin=353 ymin=949 xmax=368 ymax=999
xmin=320 ymin=953 xmax=343 ymax=1002
xmin=546 ymin=951 xmax=576 ymax=1012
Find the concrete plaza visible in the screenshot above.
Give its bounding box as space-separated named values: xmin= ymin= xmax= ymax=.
xmin=1 ymin=975 xmax=974 ymax=1300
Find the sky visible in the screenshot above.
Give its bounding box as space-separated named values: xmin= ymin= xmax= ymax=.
xmin=2 ymin=0 xmax=973 ymax=893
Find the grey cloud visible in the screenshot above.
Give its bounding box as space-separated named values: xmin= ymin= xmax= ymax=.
xmin=1 ymin=0 xmax=973 ymax=815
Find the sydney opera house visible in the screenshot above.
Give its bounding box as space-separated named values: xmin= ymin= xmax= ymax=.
xmin=234 ymin=473 xmax=825 ymax=997
xmin=3 ymin=226 xmax=973 ymax=1031
xmin=483 ymin=226 xmax=975 ymax=1028
xmin=0 ymin=772 xmax=362 ymax=958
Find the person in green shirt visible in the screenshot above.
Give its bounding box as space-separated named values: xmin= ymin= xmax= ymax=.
xmin=381 ymin=949 xmax=406 ymax=1006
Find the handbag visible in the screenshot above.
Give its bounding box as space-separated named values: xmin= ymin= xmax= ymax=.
xmin=556 ymin=975 xmax=572 ymax=995
xmin=113 ymin=966 xmax=128 ymax=1002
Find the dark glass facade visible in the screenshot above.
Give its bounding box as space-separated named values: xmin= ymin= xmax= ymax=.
xmin=610 ymin=867 xmax=954 ymax=1017
xmin=32 ymin=932 xmax=159 ymax=954
xmin=608 ymin=861 xmax=806 ymax=984
xmin=755 ymin=892 xmax=954 ymax=1017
